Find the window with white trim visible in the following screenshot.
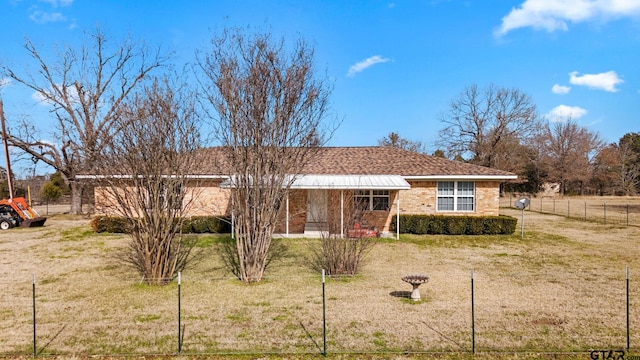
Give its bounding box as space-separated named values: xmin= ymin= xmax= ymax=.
xmin=354 ymin=190 xmax=389 ymax=211
xmin=144 ymin=181 xmax=184 ymax=211
xmin=437 ymin=181 xmax=474 ymax=212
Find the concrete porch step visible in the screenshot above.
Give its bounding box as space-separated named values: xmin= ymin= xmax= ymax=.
xmin=304 ymin=222 xmax=329 ymax=237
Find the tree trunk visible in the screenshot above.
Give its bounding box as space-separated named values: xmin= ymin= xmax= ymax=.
xmin=70 ymin=182 xmax=83 ymax=215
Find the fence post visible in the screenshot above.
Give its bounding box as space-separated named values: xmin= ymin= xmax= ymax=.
xmin=471 ymin=268 xmax=475 ymax=354
xmin=322 ymin=269 xmax=327 ymax=356
xmin=520 ymin=207 xmax=525 ymax=240
xmin=32 ymin=274 xmax=36 ymax=358
xmin=584 ymin=201 xmax=587 ymax=221
xmin=627 ymin=266 xmax=630 ymax=350
xmin=178 ymin=272 xmax=182 ymax=355
xmin=604 ymin=202 xmax=607 ymax=224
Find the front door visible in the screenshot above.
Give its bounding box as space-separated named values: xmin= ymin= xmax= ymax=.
xmin=306 ymin=189 xmax=328 ymax=223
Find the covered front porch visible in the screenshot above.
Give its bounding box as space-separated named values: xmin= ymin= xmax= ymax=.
xmin=278 ymin=174 xmax=410 ymax=239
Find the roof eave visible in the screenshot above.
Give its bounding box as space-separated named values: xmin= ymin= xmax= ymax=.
xmin=289 ymin=184 xmax=411 ymax=190
xmin=75 ymin=174 xmax=230 ymax=180
xmin=403 ymin=174 xmax=518 ymax=181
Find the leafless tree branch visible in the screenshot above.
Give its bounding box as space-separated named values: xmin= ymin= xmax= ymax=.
xmin=197 ymin=28 xmax=336 ymax=283
xmin=1 ymin=27 xmax=170 ymax=213
xmin=95 ymin=76 xmax=201 ymax=285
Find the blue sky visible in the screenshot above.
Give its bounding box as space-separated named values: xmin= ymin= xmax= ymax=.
xmin=1 ymin=0 xmax=639 ymax=175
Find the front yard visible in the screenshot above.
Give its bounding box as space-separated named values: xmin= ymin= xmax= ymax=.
xmin=0 ymin=207 xmax=639 ymax=356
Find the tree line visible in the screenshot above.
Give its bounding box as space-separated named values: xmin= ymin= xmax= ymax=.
xmin=380 ymin=84 xmax=639 ymax=196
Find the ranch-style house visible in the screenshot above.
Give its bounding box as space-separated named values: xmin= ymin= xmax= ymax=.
xmin=90 ymin=146 xmax=517 ymax=237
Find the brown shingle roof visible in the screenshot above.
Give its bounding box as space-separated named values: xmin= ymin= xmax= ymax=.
xmin=304 ymin=147 xmax=515 ymax=177
xmin=195 ymin=146 xmax=516 ymax=178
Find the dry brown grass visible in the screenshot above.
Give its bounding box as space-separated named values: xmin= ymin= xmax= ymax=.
xmin=1 ymin=203 xmax=640 ymax=357
xmin=501 ymin=195 xmax=640 ymax=226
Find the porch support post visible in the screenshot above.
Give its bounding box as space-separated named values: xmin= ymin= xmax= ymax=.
xmin=396 ymin=191 xmax=400 ymax=240
xmin=340 ymin=190 xmax=344 ymax=238
xmin=231 ymin=192 xmax=235 ymax=239
xmin=286 ymin=192 xmax=290 ymax=237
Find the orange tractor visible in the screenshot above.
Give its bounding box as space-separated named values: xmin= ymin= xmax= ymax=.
xmin=1 ymin=99 xmax=46 ymax=230
xmin=0 ymin=197 xmax=46 ymax=230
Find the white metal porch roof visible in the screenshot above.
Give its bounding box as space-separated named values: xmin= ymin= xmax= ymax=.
xmin=289 ymin=174 xmax=410 ymax=190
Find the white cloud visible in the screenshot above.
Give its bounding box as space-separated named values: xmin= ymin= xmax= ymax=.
xmin=546 ymin=104 xmax=588 ymax=122
xmin=32 ymin=91 xmax=50 ymax=104
xmin=32 ymin=84 xmax=80 ymax=106
xmin=29 ymin=9 xmax=66 ymax=23
xmin=569 ymin=71 xmax=623 ymax=92
xmin=28 ymin=0 xmax=74 ymax=24
xmin=38 ymin=0 xmax=74 ymax=7
xmin=552 ymin=84 xmax=571 ymax=94
xmin=0 ymin=78 xmax=12 ymax=88
xmin=495 ymin=0 xmax=640 ymax=36
xmin=347 ymin=55 xmax=390 ymax=77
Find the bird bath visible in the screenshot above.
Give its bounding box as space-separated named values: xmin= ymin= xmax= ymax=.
xmin=401 ymin=274 xmax=429 ymax=301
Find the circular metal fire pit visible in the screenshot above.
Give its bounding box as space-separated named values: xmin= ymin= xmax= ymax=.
xmin=401 ymin=274 xmax=429 ymax=301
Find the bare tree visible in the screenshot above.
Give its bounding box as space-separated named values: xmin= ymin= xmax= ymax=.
xmin=197 ymin=29 xmax=334 ymax=283
xmin=519 ymin=125 xmax=551 ymax=194
xmin=95 ymin=77 xmax=201 ymax=285
xmin=593 ymin=140 xmax=639 ymax=195
xmin=1 ymin=28 xmax=168 ymax=214
xmin=309 ymin=192 xmax=375 ymax=276
xmin=620 ymin=132 xmax=640 ymax=194
xmin=438 ymin=84 xmax=539 ymax=171
xmin=542 ymin=119 xmax=603 ymax=195
xmin=378 ymin=132 xmax=424 ymax=153
xmin=620 ymin=134 xmax=640 ymax=194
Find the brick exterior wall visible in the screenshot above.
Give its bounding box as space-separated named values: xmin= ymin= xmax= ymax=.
xmin=399 ymin=180 xmax=501 ymax=216
xmin=273 ymin=190 xmax=307 ymax=233
xmin=93 ymin=179 xmax=502 ymax=233
xmin=93 ymin=179 xmax=232 ymax=217
xmin=184 ymin=182 xmax=232 ymax=216
xmin=474 ymin=181 xmax=501 ymax=216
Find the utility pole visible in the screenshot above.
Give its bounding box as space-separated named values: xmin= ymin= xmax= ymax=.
xmin=1 ymin=98 xmax=15 ymax=200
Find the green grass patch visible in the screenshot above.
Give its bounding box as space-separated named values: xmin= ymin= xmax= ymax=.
xmin=133 ymin=281 xmax=177 ymax=291
xmin=372 ymin=331 xmax=387 ymax=348
xmin=226 ymin=309 xmax=251 ymax=323
xmin=59 ymin=226 xmax=99 ymax=241
xmin=194 ymin=234 xmax=232 ymax=248
xmin=134 ymin=314 xmax=161 ymax=322
xmin=394 ymin=230 xmax=575 ymax=251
